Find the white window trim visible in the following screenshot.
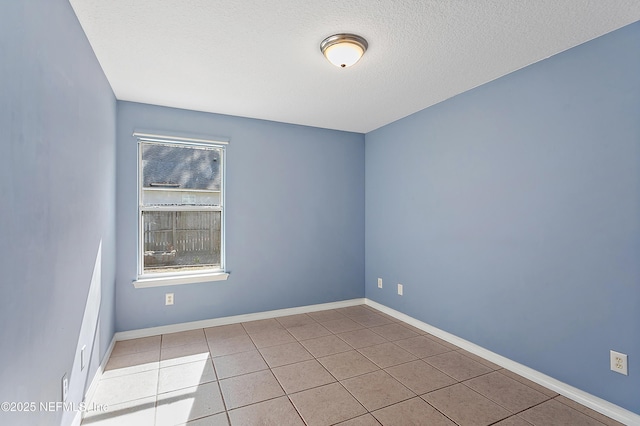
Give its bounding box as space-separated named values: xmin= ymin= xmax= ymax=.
xmin=132 ymin=132 xmax=229 ymax=288
xmin=133 ymin=272 xmax=229 ymax=288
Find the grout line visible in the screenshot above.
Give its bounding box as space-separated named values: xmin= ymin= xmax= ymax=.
xmin=285 ymin=393 xmax=308 ymax=425
xmin=418 ymin=396 xmax=461 ymax=426
xmin=153 ymin=341 xmax=161 ymax=425
xmin=553 ymin=395 xmax=619 ymax=426
xmin=493 ymin=398 xmax=556 ymax=424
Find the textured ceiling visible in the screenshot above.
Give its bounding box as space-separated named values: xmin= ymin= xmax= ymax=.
xmin=69 ymin=1 xmax=640 ymax=133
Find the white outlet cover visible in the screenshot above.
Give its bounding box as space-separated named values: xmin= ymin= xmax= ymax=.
xmin=377 ymin=278 xmax=382 ymax=289
xmin=166 ymin=293 xmax=174 ymax=305
xmin=397 ymin=283 xmax=403 ymax=296
xmin=610 ymin=350 xmax=628 ymax=375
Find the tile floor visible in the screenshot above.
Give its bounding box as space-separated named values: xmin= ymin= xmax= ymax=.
xmin=81 ymin=305 xmax=624 ymax=426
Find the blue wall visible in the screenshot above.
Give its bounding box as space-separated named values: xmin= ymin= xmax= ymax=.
xmin=365 ymin=22 xmax=640 ymax=413
xmin=116 ymin=102 xmax=365 ymax=331
xmin=0 ymin=1 xmax=116 ymax=425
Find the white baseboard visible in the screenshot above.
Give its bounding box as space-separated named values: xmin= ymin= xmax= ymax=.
xmin=75 ymin=335 xmax=116 ymax=426
xmin=85 ymin=336 xmax=116 ymax=404
xmin=71 ymin=409 xmax=81 ymax=426
xmin=364 ymin=299 xmax=640 ymax=426
xmin=115 ymin=298 xmax=366 ymax=341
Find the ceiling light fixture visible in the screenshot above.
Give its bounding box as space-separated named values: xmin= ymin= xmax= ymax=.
xmin=320 ymin=34 xmax=368 ymax=68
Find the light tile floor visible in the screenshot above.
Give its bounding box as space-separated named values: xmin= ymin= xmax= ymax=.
xmin=81 ymin=305 xmax=624 ymax=426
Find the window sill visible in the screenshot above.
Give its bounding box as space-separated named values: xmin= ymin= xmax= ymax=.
xmin=133 ymin=272 xmax=229 ymax=288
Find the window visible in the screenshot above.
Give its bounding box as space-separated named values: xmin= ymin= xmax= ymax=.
xmin=134 ymin=133 xmax=228 ymax=287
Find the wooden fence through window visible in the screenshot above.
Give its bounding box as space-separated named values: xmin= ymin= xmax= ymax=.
xmin=143 ymin=211 xmax=221 ymax=258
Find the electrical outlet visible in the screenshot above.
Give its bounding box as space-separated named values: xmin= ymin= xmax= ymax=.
xmin=377 ymin=278 xmax=383 ymax=289
xmin=165 ymin=293 xmax=174 ymax=305
xmin=81 ymin=345 xmax=86 ymax=371
xmin=610 ymin=350 xmax=628 ymax=375
xmin=397 ymin=283 xmax=403 ymax=296
xmin=61 ymin=374 xmax=68 ymax=402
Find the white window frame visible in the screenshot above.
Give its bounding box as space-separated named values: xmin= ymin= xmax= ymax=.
xmin=132 ymin=132 xmax=229 ymax=288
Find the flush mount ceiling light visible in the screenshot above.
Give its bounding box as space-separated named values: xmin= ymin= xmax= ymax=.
xmin=320 ymin=34 xmax=368 ymax=68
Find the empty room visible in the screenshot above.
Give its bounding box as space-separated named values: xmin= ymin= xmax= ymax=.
xmin=1 ymin=1 xmax=639 ymax=425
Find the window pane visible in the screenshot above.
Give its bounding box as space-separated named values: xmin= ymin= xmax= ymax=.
xmin=143 ymin=211 xmax=221 ymax=274
xmin=141 ymin=143 xmax=221 ymax=191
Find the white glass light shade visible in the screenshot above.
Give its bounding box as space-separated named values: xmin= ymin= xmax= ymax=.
xmin=324 ymin=41 xmax=364 ymax=67
xmin=320 ymin=34 xmax=368 ymax=68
